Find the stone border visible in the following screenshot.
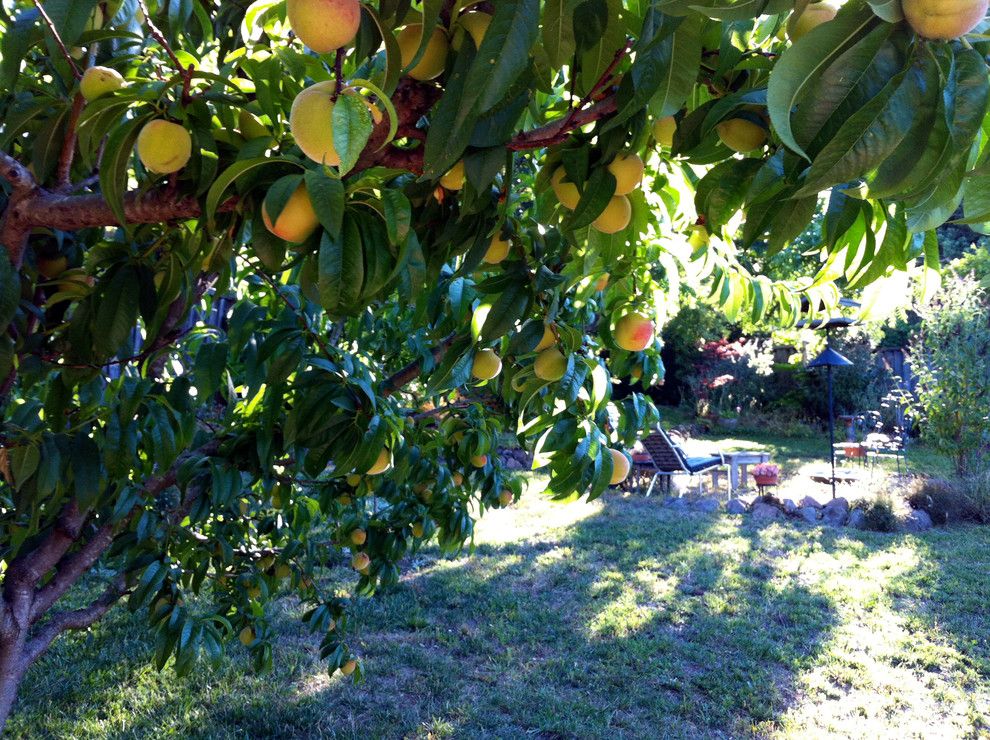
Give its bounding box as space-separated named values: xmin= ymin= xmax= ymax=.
xmin=658 ymin=494 xmax=934 ymax=532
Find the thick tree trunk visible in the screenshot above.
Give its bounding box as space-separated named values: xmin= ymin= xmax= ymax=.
xmin=0 ymin=631 xmax=26 ymax=730
xmin=0 ymin=584 xmax=33 ymax=729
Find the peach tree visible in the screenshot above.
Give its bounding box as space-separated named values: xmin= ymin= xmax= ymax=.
xmin=0 ymin=0 xmax=987 ymax=726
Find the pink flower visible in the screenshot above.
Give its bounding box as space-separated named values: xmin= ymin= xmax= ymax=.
xmin=752 ymin=463 xmax=779 ymax=477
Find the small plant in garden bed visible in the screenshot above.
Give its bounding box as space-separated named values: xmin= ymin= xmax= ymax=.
xmin=859 ymin=494 xmax=900 ymax=533
xmin=905 ymin=476 xmax=989 ymax=525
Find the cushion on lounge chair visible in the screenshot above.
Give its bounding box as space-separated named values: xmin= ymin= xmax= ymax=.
xmin=683 ymin=455 xmax=723 ymax=473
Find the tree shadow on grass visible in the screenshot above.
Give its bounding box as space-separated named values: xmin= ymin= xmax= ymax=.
xmin=13 ymin=495 xmax=851 ymax=739
xmin=302 ymin=497 xmax=842 ymax=739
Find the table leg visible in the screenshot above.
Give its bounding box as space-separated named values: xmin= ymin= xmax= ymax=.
xmin=729 ymin=462 xmax=739 ymax=493
xmin=740 ymin=464 xmax=749 ymax=490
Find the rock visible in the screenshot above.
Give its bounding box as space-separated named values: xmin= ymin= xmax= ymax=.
xmin=847 ymin=509 xmax=866 ymax=529
xmin=782 ymin=498 xmax=799 ymax=515
xmin=751 ymin=502 xmax=783 ymax=522
xmin=822 ymin=497 xmax=849 ymax=527
xmin=800 ymin=495 xmax=824 ymax=509
xmin=799 ymin=506 xmax=820 ymax=524
xmin=726 ymin=498 xmax=748 ymax=515
xmin=692 ymin=495 xmax=720 ymax=514
xmin=903 ymin=509 xmax=933 ymax=533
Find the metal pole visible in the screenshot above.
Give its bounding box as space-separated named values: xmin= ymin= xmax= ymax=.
xmin=827 ymin=363 xmax=836 ymax=499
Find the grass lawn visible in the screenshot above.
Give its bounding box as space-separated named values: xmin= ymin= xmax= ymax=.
xmin=11 ymin=471 xmax=989 ymax=738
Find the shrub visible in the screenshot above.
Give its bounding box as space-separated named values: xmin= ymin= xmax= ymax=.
xmin=908 ymin=274 xmax=990 ymax=476
xmin=957 ymin=471 xmax=990 ymax=522
xmin=904 ymin=477 xmax=986 ymax=525
xmin=860 ymin=494 xmax=899 ymax=533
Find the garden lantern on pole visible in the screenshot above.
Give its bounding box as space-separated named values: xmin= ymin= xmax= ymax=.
xmin=807 ymin=336 xmax=854 ymax=499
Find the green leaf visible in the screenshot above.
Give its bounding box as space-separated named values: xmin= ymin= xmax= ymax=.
xmin=542 ymin=0 xmax=579 ymax=68
xmin=422 ymin=0 xmax=540 ymax=177
xmin=205 ymin=157 xmax=301 ymax=229
xmin=572 ymin=0 xmax=609 ymax=55
xmin=480 ymin=281 xmax=532 ymax=342
xmin=790 ymin=22 xmax=899 ymax=158
xmin=381 ymin=190 xmax=411 ymax=245
xmin=358 ymin=7 xmax=403 ymax=96
xmin=695 ymin=158 xmax=763 ymax=231
xmin=862 ymin=51 xmax=940 ymax=198
xmin=98 ymin=114 xmax=150 ymax=228
xmin=263 ymin=174 xmax=304 ymax=225
xmin=195 ymin=341 xmax=229 ymax=399
xmin=11 ymin=444 xmax=40 ymax=492
xmin=41 ymin=0 xmax=99 ymax=57
xmin=604 ymin=11 xmax=682 ymax=132
xmin=398 ymin=0 xmax=444 ymax=78
xmin=0 ymin=8 xmax=42 ymax=90
xmin=332 ymin=93 xmax=373 ymax=175
xmin=648 ymin=13 xmax=702 ymax=119
xmin=794 ymin=67 xmax=915 ymax=198
xmin=304 ymin=169 xmax=345 ymax=241
xmin=0 ymin=253 xmax=19 ymax=333
xmin=95 ymin=265 xmax=140 ymax=357
xmin=767 ymin=4 xmax=877 ymax=161
xmin=473 ymin=0 xmax=541 ymax=113
xmin=318 ymin=219 xmax=364 ymax=313
xmin=576 ymin=0 xmax=623 ymax=95
xmin=71 ymin=433 xmax=102 ymax=508
xmin=568 ymin=168 xmax=617 ymax=230
xmin=31 ymin=106 xmax=69 ymax=185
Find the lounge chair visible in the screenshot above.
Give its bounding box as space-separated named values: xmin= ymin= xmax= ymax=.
xmin=636 ymin=427 xmax=727 ymax=497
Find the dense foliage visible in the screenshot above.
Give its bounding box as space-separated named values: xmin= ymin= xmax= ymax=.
xmin=908 ymin=274 xmax=990 ymax=476
xmin=0 ymin=0 xmax=988 ymax=726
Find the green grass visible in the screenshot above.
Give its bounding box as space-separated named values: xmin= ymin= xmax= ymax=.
xmin=11 ymin=476 xmax=990 ymax=738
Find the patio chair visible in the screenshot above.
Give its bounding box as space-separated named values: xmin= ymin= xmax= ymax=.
xmin=864 ymin=432 xmax=908 ymax=477
xmin=637 ymin=427 xmax=727 ymax=497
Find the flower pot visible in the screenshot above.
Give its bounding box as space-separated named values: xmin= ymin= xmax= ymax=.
xmin=753 ymin=473 xmax=778 ymax=487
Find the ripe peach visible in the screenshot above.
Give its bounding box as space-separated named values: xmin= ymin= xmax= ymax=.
xmin=136 ymin=119 xmax=192 ymax=174
xmin=290 ymin=81 xmax=341 ymax=166
xmin=653 ymin=116 xmax=677 ymax=147
xmin=592 ymin=196 xmax=631 ymax=234
xmin=483 ymin=233 xmax=510 ymax=264
xmin=608 ymin=154 xmax=644 ymax=196
xmin=550 ymin=167 xmax=580 ymax=210
xmin=614 ymin=312 xmax=655 ymax=352
xmin=286 ymin=0 xmax=361 ymax=53
xmin=608 ymin=448 xmax=631 ymax=485
xmin=455 ymin=10 xmax=492 ymax=49
xmin=440 ymin=160 xmax=465 ymax=190
xmin=472 ymin=348 xmax=503 ymax=380
xmin=902 ymin=0 xmax=987 ymax=38
xmin=262 ymin=182 xmax=319 ymax=243
xmin=367 ymin=448 xmax=392 ymax=475
xmin=534 ymin=323 xmax=556 ymax=352
xmin=398 ymin=24 xmax=449 ymax=81
xmin=80 ymin=66 xmax=124 ymax=101
xmin=787 ymin=1 xmax=840 ymax=41
xmin=716 ymin=118 xmax=767 ymax=153
xmin=534 ymin=348 xmax=568 ymax=381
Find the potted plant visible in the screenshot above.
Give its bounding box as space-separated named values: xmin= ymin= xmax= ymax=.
xmin=752 ymin=462 xmax=780 ymax=487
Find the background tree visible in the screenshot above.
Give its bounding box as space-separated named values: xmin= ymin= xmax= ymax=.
xmin=908 ymin=274 xmax=990 ymax=475
xmin=0 ymin=0 xmax=988 ymax=727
